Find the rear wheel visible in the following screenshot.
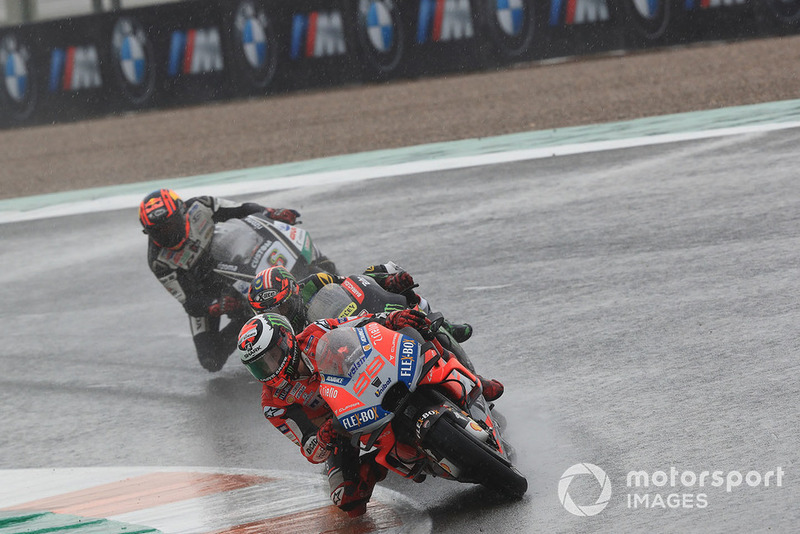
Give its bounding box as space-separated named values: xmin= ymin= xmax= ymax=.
xmin=423 ymin=415 xmax=527 ymax=498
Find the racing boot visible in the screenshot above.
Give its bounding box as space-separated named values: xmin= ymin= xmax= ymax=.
xmin=443 ymin=320 xmax=472 ymax=343
xmin=331 ymin=461 xmax=388 ymax=517
xmin=478 ymin=375 xmax=504 ymax=401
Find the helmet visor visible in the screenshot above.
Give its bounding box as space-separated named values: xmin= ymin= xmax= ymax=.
xmin=246 ymin=337 xmax=290 ymax=382
xmin=149 ymin=212 xmax=188 ymax=249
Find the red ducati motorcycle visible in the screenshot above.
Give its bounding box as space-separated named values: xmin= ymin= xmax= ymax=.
xmin=313 ymin=315 xmax=527 ymax=497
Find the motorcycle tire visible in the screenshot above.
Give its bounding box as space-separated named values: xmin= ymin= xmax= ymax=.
xmin=423 ymin=414 xmax=527 ymax=498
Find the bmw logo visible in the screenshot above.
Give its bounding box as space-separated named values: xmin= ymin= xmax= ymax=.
xmin=624 ymin=0 xmax=669 ymax=40
xmin=0 ymin=34 xmax=36 ymax=121
xmin=481 ymin=0 xmax=535 ymax=60
xmin=632 ymin=0 xmax=660 ymax=20
xmin=363 ymin=0 xmax=394 ymax=52
xmin=494 ymin=0 xmax=526 ymax=37
xmin=235 ymin=1 xmax=269 ymax=69
xmin=357 ymin=0 xmax=405 ymax=78
xmin=232 ymin=0 xmax=277 ymax=90
xmin=111 ymin=17 xmax=155 ymax=105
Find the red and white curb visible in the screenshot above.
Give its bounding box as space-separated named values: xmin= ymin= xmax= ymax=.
xmin=0 ymin=467 xmax=431 ymax=533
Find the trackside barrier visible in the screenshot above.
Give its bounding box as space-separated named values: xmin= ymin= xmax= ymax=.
xmin=0 ymin=0 xmax=797 ymax=128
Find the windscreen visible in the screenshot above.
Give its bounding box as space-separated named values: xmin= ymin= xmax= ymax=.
xmin=210 ymin=218 xmax=264 ymax=265
xmin=306 ymin=283 xmax=357 ymax=322
xmin=315 ymin=327 xmax=366 ymax=378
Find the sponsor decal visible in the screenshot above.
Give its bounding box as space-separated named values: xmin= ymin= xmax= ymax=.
xmin=365 ymin=321 xmax=383 ymax=341
xmin=290 ymin=10 xmax=347 ymax=59
xmin=415 ymin=409 xmax=439 ymax=437
xmin=49 ymin=44 xmax=102 ymax=92
xmin=189 ymin=316 xmax=208 ymax=335
xmin=683 ymin=0 xmax=745 ymax=10
xmin=360 ymin=0 xmax=396 ymax=53
xmin=263 ymin=406 xmax=286 ymax=418
xmin=302 ymin=235 xmax=313 ymax=261
xmin=268 ymin=249 xmax=287 ymax=267
xmin=160 ymin=273 xmax=186 ymax=302
xmin=275 ymin=381 xmax=291 ymax=400
xmin=549 ymin=0 xmax=610 ymax=25
xmin=303 ymin=435 xmax=319 ymax=455
xmin=253 ymin=241 xmax=295 ymax=273
xmin=250 ymin=242 xmax=271 ymax=268
xmin=264 ymin=314 xmax=291 ymax=330
xmin=231 ymin=0 xmax=277 ymax=89
xmin=341 ymin=406 xmax=379 ymax=430
xmin=0 ymin=34 xmax=36 ymax=119
xmin=320 ymin=384 xmax=339 ymax=399
xmin=324 ymin=375 xmax=347 ymax=385
xmin=398 ymin=339 xmax=417 ymax=381
xmin=357 ymin=328 xmax=370 ymax=346
xmin=111 ymin=17 xmax=155 ymax=105
xmin=416 ymin=0 xmax=474 ymax=43
xmin=347 ymin=352 xmax=370 ymax=378
xmin=237 ymin=319 xmax=263 ymax=353
xmin=631 ymin=0 xmax=662 ymax=19
xmin=253 ymin=288 xmax=278 ymax=302
xmin=494 ymin=0 xmax=526 ymax=36
xmin=624 ymin=0 xmax=669 ymax=40
xmin=167 ymin=27 xmax=224 ymax=77
xmin=342 ymin=278 xmax=366 ymax=303
xmin=374 ymin=376 xmax=392 ymax=397
xmin=338 ymin=302 xmax=358 ymax=318
xmin=217 ymin=263 xmax=239 ymax=272
xmin=336 ymin=400 xmax=366 ymax=415
xmin=331 ymin=486 xmax=344 ymax=505
xmin=289 ymin=382 xmax=302 ymax=397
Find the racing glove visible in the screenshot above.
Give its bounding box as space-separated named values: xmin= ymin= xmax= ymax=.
xmin=208 ymin=296 xmax=242 ymax=317
xmin=384 ymin=272 xmax=418 ymax=294
xmin=301 ymin=419 xmax=336 ymax=464
xmin=385 ymin=309 xmax=431 ymax=335
xmin=383 ymin=271 xmax=421 ymax=306
xmin=265 ymin=208 xmax=301 ymax=225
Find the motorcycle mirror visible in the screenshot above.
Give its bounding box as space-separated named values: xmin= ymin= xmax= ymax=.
xmin=427 ymin=311 xmax=445 ymax=333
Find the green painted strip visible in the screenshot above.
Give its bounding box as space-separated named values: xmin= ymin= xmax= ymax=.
xmin=2 ymin=98 xmax=800 ymax=213
xmin=0 ymin=511 xmax=160 ymax=534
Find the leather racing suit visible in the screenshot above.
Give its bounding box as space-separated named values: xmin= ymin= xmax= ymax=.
xmin=146 ymin=195 xmax=269 ymax=371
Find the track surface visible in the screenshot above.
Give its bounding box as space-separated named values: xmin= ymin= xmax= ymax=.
xmin=2 ymin=125 xmax=800 ymax=532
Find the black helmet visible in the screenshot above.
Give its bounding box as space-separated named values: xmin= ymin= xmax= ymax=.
xmin=138 ymin=189 xmax=189 ymax=249
xmin=248 ymin=266 xmax=307 ymax=332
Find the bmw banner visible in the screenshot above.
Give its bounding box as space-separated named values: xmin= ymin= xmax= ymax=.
xmin=0 ymin=0 xmax=797 ymax=128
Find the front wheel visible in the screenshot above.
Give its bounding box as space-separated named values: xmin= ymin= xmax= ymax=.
xmin=423 ymin=415 xmax=527 ymax=498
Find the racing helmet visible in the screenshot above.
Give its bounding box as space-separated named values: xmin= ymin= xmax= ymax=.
xmin=248 ymin=266 xmax=306 ymax=331
xmin=138 ymin=189 xmax=190 ymax=250
xmin=237 ymin=313 xmax=300 ymax=387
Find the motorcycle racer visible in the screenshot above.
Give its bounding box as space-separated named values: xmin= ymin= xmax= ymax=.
xmin=139 ymin=188 xmax=303 ymax=372
xmin=247 ymin=262 xmax=504 ymax=401
xmin=249 ymin=261 xmax=472 ymax=341
xmin=237 ymin=309 xmax=432 ymax=517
